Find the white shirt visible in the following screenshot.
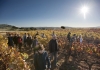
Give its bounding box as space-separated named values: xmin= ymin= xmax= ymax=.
xmin=80 ymin=37 xmax=83 ymax=43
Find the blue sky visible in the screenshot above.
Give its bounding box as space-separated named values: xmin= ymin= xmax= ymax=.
xmin=0 ymin=0 xmax=100 ymax=27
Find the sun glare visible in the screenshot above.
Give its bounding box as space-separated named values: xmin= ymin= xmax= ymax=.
xmin=81 ymin=6 xmax=89 ymax=19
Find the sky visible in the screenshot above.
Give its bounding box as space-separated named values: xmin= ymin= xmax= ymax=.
xmin=0 ymin=0 xmax=100 ymax=27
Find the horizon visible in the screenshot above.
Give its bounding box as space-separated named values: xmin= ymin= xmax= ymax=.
xmin=0 ymin=0 xmax=100 ymax=27
xmin=0 ymin=24 xmax=100 ymax=28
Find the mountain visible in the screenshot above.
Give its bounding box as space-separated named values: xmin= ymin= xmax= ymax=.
xmin=0 ymin=24 xmax=19 ymax=31
xmin=0 ymin=24 xmax=16 ymax=28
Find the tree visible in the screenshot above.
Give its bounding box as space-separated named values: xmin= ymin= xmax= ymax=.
xmin=61 ymin=26 xmax=65 ymax=29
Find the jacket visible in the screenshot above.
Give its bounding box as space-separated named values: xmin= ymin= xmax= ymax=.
xmin=34 ymin=51 xmax=51 ymax=70
xmin=32 ymin=39 xmax=38 ymax=48
xmin=49 ymin=39 xmax=58 ymax=53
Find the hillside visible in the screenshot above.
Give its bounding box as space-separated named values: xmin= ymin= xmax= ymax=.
xmin=0 ymin=24 xmax=17 ymax=31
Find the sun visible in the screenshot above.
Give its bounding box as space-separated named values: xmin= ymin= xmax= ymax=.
xmin=80 ymin=6 xmax=89 ymax=19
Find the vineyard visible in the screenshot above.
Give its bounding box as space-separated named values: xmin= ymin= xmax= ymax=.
xmin=0 ymin=28 xmax=100 ymax=70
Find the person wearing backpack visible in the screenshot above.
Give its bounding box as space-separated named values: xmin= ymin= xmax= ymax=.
xmin=17 ymin=35 xmax=22 ymax=52
xmin=34 ymin=44 xmax=51 ymax=70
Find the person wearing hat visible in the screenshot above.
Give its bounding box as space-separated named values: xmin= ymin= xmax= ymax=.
xmin=34 ymin=44 xmax=51 ymax=70
xmin=49 ymin=35 xmax=59 ymax=66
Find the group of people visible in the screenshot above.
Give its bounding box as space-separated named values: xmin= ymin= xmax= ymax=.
xmin=7 ymin=32 xmax=59 ymax=70
xmin=7 ymin=33 xmax=38 ymax=51
xmin=7 ymin=32 xmax=85 ymax=70
xmin=67 ymin=32 xmax=83 ymax=45
xmin=34 ymin=34 xmax=58 ymax=70
xmin=33 ymin=32 xmax=100 ymax=70
xmin=33 ymin=32 xmax=84 ymax=70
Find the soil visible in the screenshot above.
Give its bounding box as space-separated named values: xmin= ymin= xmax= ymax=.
xmin=21 ymin=47 xmax=100 ymax=70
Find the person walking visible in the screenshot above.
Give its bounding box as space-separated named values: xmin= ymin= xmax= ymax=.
xmin=7 ymin=34 xmax=14 ymax=49
xmin=17 ymin=35 xmax=23 ymax=52
xmin=32 ymin=37 xmax=38 ymax=52
xmin=34 ymin=44 xmax=51 ymax=70
xmin=49 ymin=35 xmax=59 ymax=66
xmin=67 ymin=32 xmax=71 ymax=43
xmin=23 ymin=33 xmax=27 ymax=47
xmin=79 ymin=34 xmax=83 ymax=44
xmin=26 ymin=34 xmax=32 ymax=48
xmin=13 ymin=34 xmax=18 ymax=47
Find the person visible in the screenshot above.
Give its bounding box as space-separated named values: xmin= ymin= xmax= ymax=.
xmin=23 ymin=33 xmax=27 ymax=47
xmin=17 ymin=34 xmax=23 ymax=52
xmin=13 ymin=34 xmax=18 ymax=47
xmin=35 ymin=31 xmax=39 ymax=36
xmin=32 ymin=37 xmax=38 ymax=52
xmin=41 ymin=33 xmax=46 ymax=38
xmin=76 ymin=35 xmax=80 ymax=42
xmin=67 ymin=32 xmax=71 ymax=43
xmin=49 ymin=35 xmax=59 ymax=66
xmin=7 ymin=34 xmax=14 ymax=49
xmin=26 ymin=33 xmax=32 ymax=48
xmin=79 ymin=34 xmax=83 ymax=44
xmin=71 ymin=34 xmax=76 ymax=43
xmin=34 ymin=44 xmax=51 ymax=70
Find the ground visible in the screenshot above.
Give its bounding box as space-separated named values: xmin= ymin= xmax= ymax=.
xmin=21 ymin=46 xmax=100 ymax=70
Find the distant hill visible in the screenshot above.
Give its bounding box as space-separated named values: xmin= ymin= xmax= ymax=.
xmin=0 ymin=24 xmax=16 ymax=28
xmin=0 ymin=24 xmax=19 ymax=31
xmin=0 ymin=24 xmax=100 ymax=31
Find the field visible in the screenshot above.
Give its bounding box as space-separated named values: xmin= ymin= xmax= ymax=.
xmin=0 ymin=28 xmax=100 ymax=70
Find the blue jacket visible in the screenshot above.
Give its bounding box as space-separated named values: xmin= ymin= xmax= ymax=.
xmin=34 ymin=51 xmax=51 ymax=70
